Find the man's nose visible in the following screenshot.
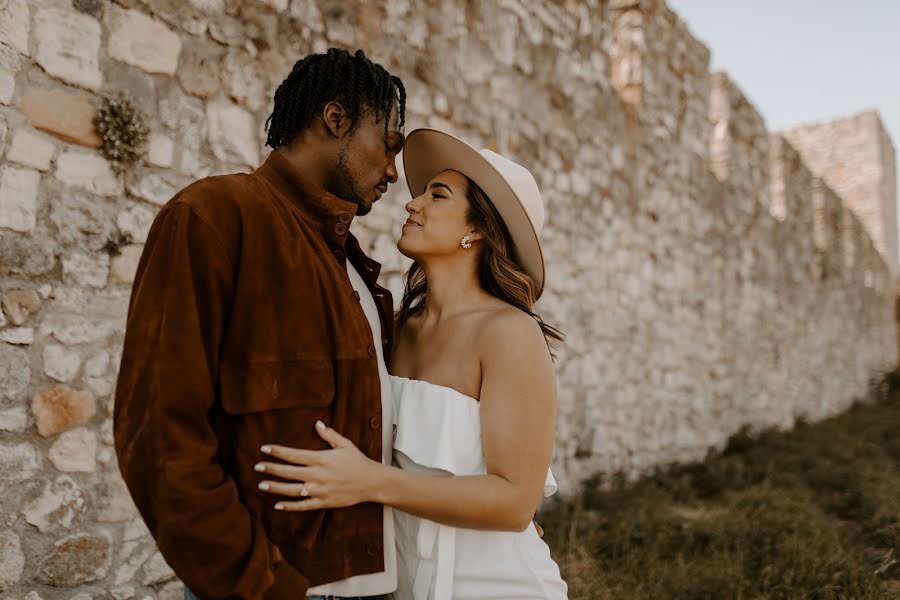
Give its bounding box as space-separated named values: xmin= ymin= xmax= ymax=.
xmin=385 ymin=158 xmax=399 ymax=184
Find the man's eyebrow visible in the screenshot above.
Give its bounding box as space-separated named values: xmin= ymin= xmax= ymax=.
xmin=428 ymin=182 xmax=452 ymax=193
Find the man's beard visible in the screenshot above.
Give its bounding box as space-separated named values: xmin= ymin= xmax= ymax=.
xmin=336 ymin=146 xmax=371 ymax=216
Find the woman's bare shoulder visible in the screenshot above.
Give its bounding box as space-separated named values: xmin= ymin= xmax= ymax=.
xmin=475 ymin=306 xmax=547 ymax=360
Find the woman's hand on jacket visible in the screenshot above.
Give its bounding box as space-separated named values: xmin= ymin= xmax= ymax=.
xmin=255 ymin=420 xmax=383 ymax=511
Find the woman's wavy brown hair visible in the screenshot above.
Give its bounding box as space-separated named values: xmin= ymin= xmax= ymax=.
xmin=395 ymin=175 xmax=564 ymax=357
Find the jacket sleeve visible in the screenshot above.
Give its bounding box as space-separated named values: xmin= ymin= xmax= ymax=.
xmin=113 ymin=200 xmax=309 ymax=599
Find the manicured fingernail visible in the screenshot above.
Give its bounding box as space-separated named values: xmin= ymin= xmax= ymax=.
xmin=261 ymin=445 xmax=272 ymax=454
xmin=274 ymin=503 xmax=284 ymax=510
xmin=258 ymin=482 xmax=269 ymax=491
xmin=315 ymin=420 xmax=325 ymax=430
xmin=254 ymin=463 xmax=265 ymax=472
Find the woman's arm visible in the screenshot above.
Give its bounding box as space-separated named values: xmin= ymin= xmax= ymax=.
xmin=255 ymin=310 xmax=558 ymax=532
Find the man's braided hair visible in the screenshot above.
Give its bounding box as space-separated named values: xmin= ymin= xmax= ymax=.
xmin=264 ymin=48 xmax=406 ymax=149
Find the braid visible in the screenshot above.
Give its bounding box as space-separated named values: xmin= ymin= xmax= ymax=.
xmin=265 ymin=48 xmax=407 ymax=149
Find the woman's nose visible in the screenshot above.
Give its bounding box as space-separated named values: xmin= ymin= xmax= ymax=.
xmin=405 ymin=193 xmax=424 ymax=213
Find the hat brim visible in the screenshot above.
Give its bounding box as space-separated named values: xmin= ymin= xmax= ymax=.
xmin=401 ymin=128 xmax=545 ymax=298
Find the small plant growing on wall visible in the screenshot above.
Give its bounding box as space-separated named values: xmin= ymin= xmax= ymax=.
xmin=94 ymin=94 xmax=150 ymax=175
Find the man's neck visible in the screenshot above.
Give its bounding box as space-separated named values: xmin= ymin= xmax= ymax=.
xmin=275 ymin=140 xmax=334 ymax=196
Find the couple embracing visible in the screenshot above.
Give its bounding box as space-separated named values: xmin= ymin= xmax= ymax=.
xmin=114 ymin=48 xmax=569 ymax=600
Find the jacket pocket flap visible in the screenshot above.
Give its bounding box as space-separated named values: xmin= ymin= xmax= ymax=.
xmin=219 ymin=359 xmax=334 ymax=414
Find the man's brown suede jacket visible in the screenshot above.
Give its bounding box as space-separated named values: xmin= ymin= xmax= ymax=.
xmin=114 ymin=151 xmax=393 ymax=599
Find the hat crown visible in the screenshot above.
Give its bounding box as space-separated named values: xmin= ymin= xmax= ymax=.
xmin=479 ymin=149 xmax=544 ymax=233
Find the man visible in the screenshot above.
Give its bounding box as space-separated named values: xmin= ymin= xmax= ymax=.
xmin=113 ymin=48 xmax=406 ymax=600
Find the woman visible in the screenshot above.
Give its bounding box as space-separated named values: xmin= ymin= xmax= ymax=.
xmin=256 ymin=128 xmax=568 ymax=599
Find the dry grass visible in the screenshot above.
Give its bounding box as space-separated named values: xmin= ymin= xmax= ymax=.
xmin=541 ymin=371 xmax=900 ymax=599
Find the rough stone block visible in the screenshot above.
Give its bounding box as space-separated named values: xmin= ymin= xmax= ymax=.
xmin=0 ymin=405 xmax=28 ymax=432
xmin=290 ymin=0 xmax=323 ymax=31
xmin=0 ymin=236 xmax=57 ymax=276
xmin=62 ymin=251 xmax=111 ymax=288
xmin=39 ymin=314 xmax=120 ymax=345
xmin=176 ymin=37 xmax=222 ymax=99
xmin=110 ymin=244 xmax=144 ymax=284
xmin=44 ymin=344 xmax=83 ymax=383
xmin=147 ymin=134 xmax=175 ymax=168
xmin=0 ymin=165 xmax=40 ymax=232
xmin=0 ymin=326 xmax=34 ymax=344
xmin=208 ymin=14 xmax=243 ymax=46
xmin=36 ymin=531 xmax=111 ymax=586
xmin=2 ymin=288 xmax=42 ymax=325
xmin=141 ymin=551 xmax=176 ymax=585
xmin=0 ymin=344 xmax=30 ymax=400
xmin=19 ymin=87 xmax=102 ymax=147
xmin=206 ymin=99 xmax=259 ymax=166
xmin=32 ymin=386 xmax=97 ymax=437
xmin=107 ymin=6 xmax=182 ymax=75
xmin=49 ymin=427 xmax=98 ymax=472
xmin=96 ymin=474 xmax=138 ymax=522
xmin=7 ymin=129 xmax=55 ymax=171
xmin=0 ymin=44 xmax=20 ymax=105
xmin=127 ymin=172 xmax=180 ymax=205
xmin=0 ymin=0 xmax=31 ymax=56
xmin=117 ymin=202 xmax=156 ymax=243
xmin=0 ymin=531 xmax=24 ymax=591
xmin=0 ymin=441 xmax=41 ymax=484
xmin=34 ymin=8 xmax=103 ymax=90
xmin=56 ymin=152 xmax=123 ymax=196
xmin=259 ymin=0 xmax=288 ymax=10
xmin=23 ymin=475 xmax=88 ymax=532
xmin=222 ymin=48 xmax=266 ymax=111
xmin=49 ymin=191 xmax=118 ymax=252
xmin=85 ymin=351 xmax=110 ymax=377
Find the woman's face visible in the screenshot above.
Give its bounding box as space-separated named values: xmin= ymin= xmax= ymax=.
xmin=397 ymin=169 xmax=476 ymax=260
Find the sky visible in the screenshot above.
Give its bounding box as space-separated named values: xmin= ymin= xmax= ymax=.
xmin=666 ymin=0 xmax=900 ymax=261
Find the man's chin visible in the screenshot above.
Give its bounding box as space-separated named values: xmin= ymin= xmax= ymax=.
xmin=354 ymin=200 xmax=373 ymax=216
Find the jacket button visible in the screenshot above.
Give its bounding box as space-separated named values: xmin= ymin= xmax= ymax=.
xmin=353 ymin=290 xmax=361 ymax=301
xmin=367 ymin=345 xmax=376 ymax=358
xmin=332 ymin=249 xmax=344 ymax=261
xmin=337 ymin=212 xmax=352 ymax=224
xmin=369 ymin=415 xmax=380 ymax=429
xmin=334 ymin=222 xmax=347 ymax=235
xmin=366 ymin=543 xmax=378 ymax=557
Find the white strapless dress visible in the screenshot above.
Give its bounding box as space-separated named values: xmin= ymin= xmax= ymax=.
xmin=388 ymin=375 xmax=568 ymax=600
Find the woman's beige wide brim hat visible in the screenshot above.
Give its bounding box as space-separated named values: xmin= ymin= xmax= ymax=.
xmin=401 ymin=128 xmax=546 ymax=298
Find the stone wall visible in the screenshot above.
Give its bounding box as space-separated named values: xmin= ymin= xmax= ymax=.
xmin=0 ymin=0 xmax=896 ymax=597
xmin=781 ymin=110 xmax=899 ymax=273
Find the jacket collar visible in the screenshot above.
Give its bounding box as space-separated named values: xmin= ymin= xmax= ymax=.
xmin=255 ymin=150 xmax=384 ymax=285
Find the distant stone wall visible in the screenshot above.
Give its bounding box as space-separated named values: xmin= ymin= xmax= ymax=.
xmin=781 ymin=110 xmax=899 ymax=273
xmin=0 ymin=0 xmax=896 ymax=597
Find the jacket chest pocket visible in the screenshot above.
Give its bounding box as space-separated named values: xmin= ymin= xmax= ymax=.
xmin=219 ymin=359 xmax=334 ymax=414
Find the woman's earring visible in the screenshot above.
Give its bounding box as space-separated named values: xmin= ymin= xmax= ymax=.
xmin=461 ymin=235 xmax=472 ymax=249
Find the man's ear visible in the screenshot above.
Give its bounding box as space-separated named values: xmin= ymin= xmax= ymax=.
xmin=322 ymin=101 xmax=347 ymax=138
